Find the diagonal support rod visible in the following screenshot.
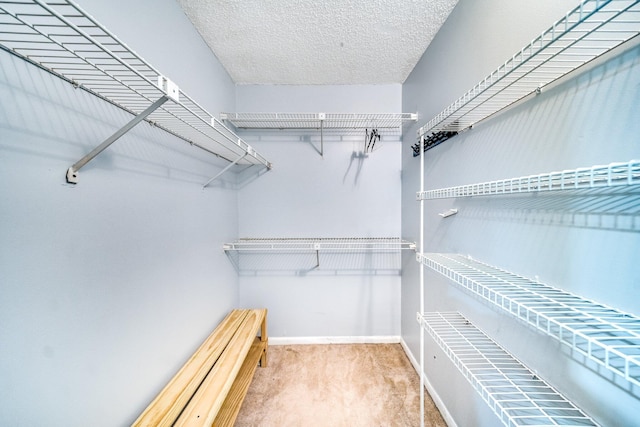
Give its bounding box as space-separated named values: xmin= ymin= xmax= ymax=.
xmin=66 ymin=95 xmax=170 ymax=184
xmin=202 ymin=152 xmax=248 ymax=189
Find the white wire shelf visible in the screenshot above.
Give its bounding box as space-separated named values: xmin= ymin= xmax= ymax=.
xmin=221 ymin=112 xmax=417 ymax=130
xmin=0 ymin=0 xmax=271 ymax=183
xmin=418 ymin=253 xmax=640 ymax=387
xmin=223 ymin=237 xmax=416 ymax=252
xmin=417 ymin=160 xmax=640 ymax=200
xmin=417 ymin=0 xmax=640 ymax=139
xmin=419 ymin=312 xmax=598 ymax=427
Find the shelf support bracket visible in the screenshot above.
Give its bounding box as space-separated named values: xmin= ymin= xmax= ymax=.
xmin=314 ymin=243 xmax=321 ymax=269
xmin=66 ymin=95 xmax=170 ymax=184
xmin=439 ymin=208 xmax=458 ymax=218
xmin=319 ymin=113 xmax=325 ymax=158
xmin=202 ymin=152 xmax=248 ymax=189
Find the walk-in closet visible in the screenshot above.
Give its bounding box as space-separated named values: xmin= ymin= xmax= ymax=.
xmin=1 ymin=0 xmax=638 ymax=426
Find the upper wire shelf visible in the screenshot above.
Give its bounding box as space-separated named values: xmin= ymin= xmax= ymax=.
xmin=221 ymin=112 xmax=417 ymax=131
xmin=419 ymin=312 xmax=598 ymax=427
xmin=417 ymin=160 xmax=640 ymax=200
xmin=417 ymin=0 xmax=640 ymax=139
xmin=223 ymin=237 xmax=416 ymax=252
xmin=418 ymin=253 xmax=640 ymax=387
xmin=0 ymin=0 xmax=271 ymax=182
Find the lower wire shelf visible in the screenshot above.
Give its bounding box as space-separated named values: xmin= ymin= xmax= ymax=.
xmin=223 ymin=237 xmax=416 ymax=252
xmin=419 ymin=312 xmax=598 ymax=427
xmin=418 ymin=253 xmax=640 ymax=387
xmin=223 ymin=237 xmax=415 ymax=274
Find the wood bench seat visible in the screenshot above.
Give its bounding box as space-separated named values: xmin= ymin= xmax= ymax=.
xmin=132 ymin=309 xmax=267 ymax=427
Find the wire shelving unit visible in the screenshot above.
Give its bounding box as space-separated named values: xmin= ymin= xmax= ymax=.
xmin=223 ymin=237 xmax=416 ymax=252
xmin=417 ymin=160 xmax=640 ymax=200
xmin=417 ymin=0 xmax=640 ymax=140
xmin=0 ymin=0 xmax=271 ymax=184
xmin=414 ymin=2 xmax=640 ymax=426
xmin=221 ymin=112 xmax=417 ymax=131
xmin=419 ymin=312 xmax=598 ymax=427
xmin=223 ymin=237 xmax=415 ymax=274
xmin=418 ymin=253 xmax=640 ymax=387
xmin=221 ymin=112 xmax=417 ymax=157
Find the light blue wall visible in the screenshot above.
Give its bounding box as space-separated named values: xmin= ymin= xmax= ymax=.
xmin=0 ymin=0 xmax=240 ymax=426
xmin=236 ymin=84 xmax=403 ymax=338
xmin=402 ymin=1 xmax=640 ymax=426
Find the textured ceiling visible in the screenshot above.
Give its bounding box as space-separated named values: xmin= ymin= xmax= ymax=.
xmin=176 ymin=0 xmax=459 ymax=85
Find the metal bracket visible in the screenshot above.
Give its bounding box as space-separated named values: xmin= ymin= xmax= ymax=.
xmin=439 ymin=208 xmax=458 ymax=218
xmin=202 ymin=152 xmax=248 ymax=189
xmin=313 ymin=242 xmax=321 ymax=269
xmin=66 ymin=95 xmax=170 ymax=184
xmin=157 ymin=75 xmax=179 ymax=102
xmin=318 ymin=113 xmax=325 ymax=158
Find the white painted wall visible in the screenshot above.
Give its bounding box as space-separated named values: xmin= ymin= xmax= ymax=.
xmin=0 ymin=0 xmax=240 ymax=425
xmin=402 ymin=1 xmax=640 ymax=426
xmin=236 ymin=84 xmax=403 ymax=338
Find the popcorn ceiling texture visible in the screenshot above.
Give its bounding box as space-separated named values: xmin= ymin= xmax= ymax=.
xmin=176 ymin=0 xmax=459 ymax=85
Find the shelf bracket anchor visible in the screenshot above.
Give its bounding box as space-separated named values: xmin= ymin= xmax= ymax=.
xmin=66 ymin=95 xmax=170 ymax=184
xmin=319 ymin=113 xmax=325 ymax=158
xmin=202 ymin=151 xmax=248 ymax=188
xmin=314 ymin=243 xmax=321 ymax=269
xmin=439 ymin=208 xmax=458 ymax=218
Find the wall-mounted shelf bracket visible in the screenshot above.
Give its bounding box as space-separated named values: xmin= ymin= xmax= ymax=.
xmin=318 ymin=113 xmax=325 ymax=157
xmin=66 ymin=94 xmax=170 ymax=184
xmin=438 ymin=208 xmax=458 ymax=218
xmin=202 ymin=151 xmax=248 ymax=189
xmin=314 ymin=242 xmax=321 ymax=268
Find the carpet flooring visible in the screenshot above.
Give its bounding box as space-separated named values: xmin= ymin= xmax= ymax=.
xmin=235 ymin=343 xmax=447 ymax=427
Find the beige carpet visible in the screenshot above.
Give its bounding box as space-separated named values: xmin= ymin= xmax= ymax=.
xmin=235 ymin=343 xmax=446 ymax=427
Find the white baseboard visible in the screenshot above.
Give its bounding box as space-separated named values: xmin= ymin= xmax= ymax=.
xmin=400 ymin=338 xmax=457 ymax=427
xmin=269 ymin=335 xmax=401 ymax=345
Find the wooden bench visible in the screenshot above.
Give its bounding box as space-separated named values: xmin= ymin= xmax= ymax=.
xmin=132 ymin=308 xmax=268 ymax=427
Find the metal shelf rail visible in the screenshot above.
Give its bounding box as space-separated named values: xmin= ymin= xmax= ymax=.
xmin=417 ymin=0 xmax=640 ymax=141
xmin=0 ymin=0 xmax=271 ymax=185
xmin=419 ymin=312 xmax=598 ymax=427
xmin=224 ymin=237 xmax=415 ymax=272
xmin=223 ymin=237 xmax=416 ymax=252
xmin=417 ymin=160 xmax=640 ymax=200
xmin=221 ymin=112 xmax=417 ymax=157
xmin=418 ymin=253 xmax=640 ymax=387
xmin=221 ymin=112 xmax=417 ymax=131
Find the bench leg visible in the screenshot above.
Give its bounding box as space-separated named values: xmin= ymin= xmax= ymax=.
xmin=260 ymin=313 xmax=268 ymax=368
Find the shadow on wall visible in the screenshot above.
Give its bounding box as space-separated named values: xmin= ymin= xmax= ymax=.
xmin=343 ymin=151 xmax=368 ymax=185
xmin=454 ymin=186 xmax=640 ymax=233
